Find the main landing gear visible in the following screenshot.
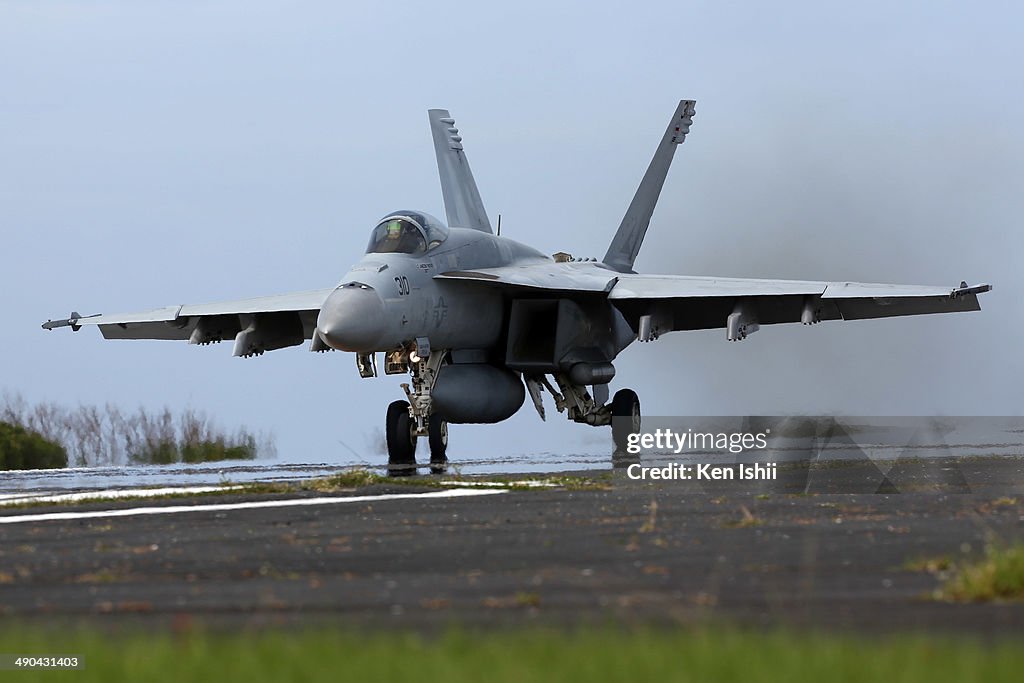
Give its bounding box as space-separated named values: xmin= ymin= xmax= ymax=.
xmin=523 ymin=374 xmax=642 ymax=456
xmin=610 ymin=388 xmax=641 ymax=455
xmin=384 ymin=345 xmax=448 ymax=474
xmin=385 ymin=405 xmax=448 ymax=475
xmin=382 ymin=352 xmax=642 ymax=470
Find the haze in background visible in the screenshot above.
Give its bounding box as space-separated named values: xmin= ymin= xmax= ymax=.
xmin=2 ymin=1 xmax=1021 ymax=463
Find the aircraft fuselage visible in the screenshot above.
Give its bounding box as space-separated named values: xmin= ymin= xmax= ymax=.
xmin=317 ymin=227 xmax=550 ymax=354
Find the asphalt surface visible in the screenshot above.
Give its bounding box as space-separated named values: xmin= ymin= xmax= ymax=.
xmin=1 ymin=457 xmax=1023 ymax=633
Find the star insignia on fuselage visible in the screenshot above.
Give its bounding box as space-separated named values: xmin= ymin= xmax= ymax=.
xmin=433 ymin=297 xmax=448 ymax=327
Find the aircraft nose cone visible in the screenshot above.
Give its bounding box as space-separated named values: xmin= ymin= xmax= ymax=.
xmin=316 ymin=285 xmax=386 ymax=352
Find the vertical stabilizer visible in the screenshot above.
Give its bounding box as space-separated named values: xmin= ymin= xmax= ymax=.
xmin=428 ymin=109 xmax=493 ymax=233
xmin=602 ymin=100 xmax=696 ymax=272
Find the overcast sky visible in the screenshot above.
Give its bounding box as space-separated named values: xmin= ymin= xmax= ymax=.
xmin=2 ymin=1 xmax=1021 ymax=465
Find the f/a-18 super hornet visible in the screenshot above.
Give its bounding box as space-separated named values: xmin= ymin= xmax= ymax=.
xmin=43 ymin=100 xmax=991 ymax=471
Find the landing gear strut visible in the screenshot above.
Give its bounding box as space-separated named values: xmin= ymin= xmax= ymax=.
xmin=384 ymin=344 xmax=449 ymax=473
xmin=524 ymin=374 xmax=642 ymax=455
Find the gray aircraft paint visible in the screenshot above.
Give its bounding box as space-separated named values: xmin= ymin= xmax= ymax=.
xmin=604 ymin=100 xmax=696 ymax=273
xmin=428 ymin=109 xmax=493 ymax=233
xmin=320 ymin=227 xmax=551 ymax=352
xmin=41 ymin=101 xmax=991 ymax=444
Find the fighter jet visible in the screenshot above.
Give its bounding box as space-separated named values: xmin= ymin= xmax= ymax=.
xmin=43 ymin=100 xmax=991 ymax=471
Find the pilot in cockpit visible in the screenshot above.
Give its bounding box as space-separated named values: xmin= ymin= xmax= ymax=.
xmin=383 ymin=220 xmax=404 ymax=247
xmin=367 ymin=215 xmax=436 ymax=255
xmin=376 ymin=219 xmax=421 ymax=254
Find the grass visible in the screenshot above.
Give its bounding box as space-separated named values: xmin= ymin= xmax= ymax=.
xmin=720 ymin=505 xmax=763 ymax=528
xmin=236 ymin=470 xmax=612 ymax=494
xmin=0 ymin=626 xmax=1022 ymax=682
xmin=902 ymin=556 xmax=953 ymax=574
xmin=934 ymin=543 xmax=1024 ymax=602
xmin=303 ymin=469 xmax=390 ymax=490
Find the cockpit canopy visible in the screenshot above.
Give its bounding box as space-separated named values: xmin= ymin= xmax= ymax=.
xmin=366 ymin=211 xmax=449 ymax=255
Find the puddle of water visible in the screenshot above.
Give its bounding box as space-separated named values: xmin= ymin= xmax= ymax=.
xmin=3 ymin=418 xmax=1020 ymax=496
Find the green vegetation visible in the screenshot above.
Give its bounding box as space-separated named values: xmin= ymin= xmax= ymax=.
xmin=720 ymin=505 xmax=763 ymax=529
xmin=292 ymin=469 xmax=611 ymax=493
xmin=1 ymin=392 xmax=271 ymax=467
xmin=0 ymin=626 xmax=1022 ymax=682
xmin=307 ymin=469 xmax=389 ymax=490
xmin=133 ymin=436 xmax=257 ymax=465
xmin=0 ymin=421 xmax=67 ymax=469
xmin=934 ymin=543 xmax=1024 ymax=602
xmin=543 ymin=473 xmax=613 ymax=491
xmin=902 ymin=556 xmax=953 ymax=574
xmin=0 ymin=468 xmax=616 ymax=509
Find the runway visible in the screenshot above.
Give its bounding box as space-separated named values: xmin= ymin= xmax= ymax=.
xmin=1 ymin=457 xmax=1022 ymax=633
xmin=0 ymin=454 xmax=606 ymax=495
xmin=4 ymin=415 xmax=1022 ymax=497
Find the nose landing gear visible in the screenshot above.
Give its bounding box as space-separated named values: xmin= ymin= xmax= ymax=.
xmin=385 ymin=399 xmax=417 ymax=470
xmin=384 ymin=346 xmax=449 ymax=474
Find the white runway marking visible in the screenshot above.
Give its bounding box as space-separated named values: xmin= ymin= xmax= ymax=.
xmin=0 ymin=488 xmax=506 ymax=525
xmin=438 ymin=480 xmax=558 ymax=488
xmin=0 ymin=494 xmax=40 ymax=503
xmin=0 ymin=486 xmax=239 ymax=506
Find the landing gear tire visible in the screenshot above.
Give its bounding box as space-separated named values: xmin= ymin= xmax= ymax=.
xmin=386 ymin=400 xmax=417 ymax=472
xmin=428 ymin=413 xmax=448 ymax=474
xmin=611 ymin=388 xmax=641 ymax=456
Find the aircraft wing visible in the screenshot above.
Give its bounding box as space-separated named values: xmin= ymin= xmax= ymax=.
xmin=435 ymin=262 xmax=618 ymax=293
xmin=42 ymin=288 xmax=334 ymax=356
xmin=438 ymin=263 xmax=990 ymax=341
xmin=608 ymin=274 xmax=991 ymax=340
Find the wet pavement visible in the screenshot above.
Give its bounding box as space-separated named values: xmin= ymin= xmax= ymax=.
xmin=1 ymin=457 xmax=1022 ymax=633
